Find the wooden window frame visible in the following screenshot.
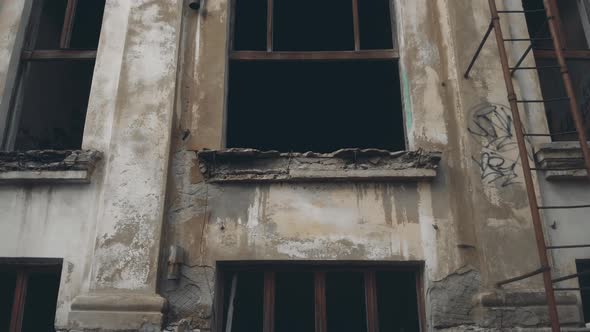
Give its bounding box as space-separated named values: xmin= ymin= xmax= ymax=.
xmin=228 ymin=0 xmax=400 ymax=62
xmin=214 ymin=262 xmax=426 ymax=332
xmin=2 ymin=0 xmax=100 ymax=150
xmin=0 ymin=258 xmax=62 ymax=332
xmin=532 ymin=0 xmax=590 ymax=60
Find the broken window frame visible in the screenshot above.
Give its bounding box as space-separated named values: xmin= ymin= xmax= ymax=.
xmin=526 ymin=0 xmax=590 ymax=140
xmin=533 ymin=0 xmax=590 ymax=59
xmin=0 ymin=258 xmax=62 ymax=332
xmin=1 ymin=0 xmax=99 ymax=151
xmin=213 ymin=262 xmax=427 ymax=332
xmin=228 ymin=0 xmax=399 ymax=62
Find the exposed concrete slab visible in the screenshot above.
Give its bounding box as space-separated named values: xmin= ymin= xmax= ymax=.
xmin=535 ymin=142 xmax=590 ymax=180
xmin=0 ymin=150 xmax=101 ymax=183
xmin=197 ymin=148 xmax=442 ymax=183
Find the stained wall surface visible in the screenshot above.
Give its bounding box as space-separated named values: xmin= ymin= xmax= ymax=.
xmin=0 ymin=0 xmax=587 ymax=331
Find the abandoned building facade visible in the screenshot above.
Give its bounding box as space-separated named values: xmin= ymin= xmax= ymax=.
xmin=1 ymin=0 xmax=590 ymax=331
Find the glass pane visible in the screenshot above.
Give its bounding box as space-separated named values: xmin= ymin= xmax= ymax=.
xmin=69 ymin=0 xmax=106 ymax=49
xmin=326 ymin=272 xmax=367 ymax=332
xmin=34 ymin=0 xmax=68 ymax=49
xmin=376 ymin=271 xmax=420 ymax=332
xmin=223 ymin=271 xmax=264 ymax=332
xmin=273 ymin=0 xmax=354 ymax=51
xmin=14 ymin=60 xmax=95 ymax=150
xmin=359 ymin=0 xmax=394 ymax=50
xmin=21 ymin=270 xmax=61 ymax=332
xmin=0 ymin=270 xmax=17 ymax=332
xmin=234 ymin=0 xmax=267 ymax=51
xmin=275 ymin=272 xmax=315 ymax=332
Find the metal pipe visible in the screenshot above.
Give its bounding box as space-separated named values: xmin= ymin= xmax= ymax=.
xmin=487 ymin=1 xmax=560 ymax=330
xmin=464 ymin=22 xmax=494 ymax=78
xmin=543 ymin=0 xmax=590 ymax=180
xmin=496 ymin=266 xmax=549 ymax=287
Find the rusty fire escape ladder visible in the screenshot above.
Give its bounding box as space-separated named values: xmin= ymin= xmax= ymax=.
xmin=464 ymin=1 xmax=590 ymax=331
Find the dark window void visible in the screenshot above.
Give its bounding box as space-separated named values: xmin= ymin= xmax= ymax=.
xmin=0 ymin=262 xmax=62 ymax=332
xmin=14 ymin=61 xmax=95 ymax=150
xmin=70 ymin=0 xmax=106 ymax=49
xmin=377 ymin=271 xmax=420 ymax=332
xmin=275 ymin=272 xmax=315 ymax=332
xmin=34 ymin=0 xmax=68 ymax=49
xmin=21 ymin=271 xmax=61 ymax=332
xmin=227 ymin=60 xmax=405 ymax=152
xmin=0 ymin=270 xmax=17 ymax=332
xmin=233 ymin=0 xmax=267 ymax=51
xmin=219 ymin=266 xmax=422 ymax=332
xmin=358 ymin=0 xmax=394 ymax=50
xmin=222 ymin=271 xmax=264 ymax=332
xmin=273 ymin=0 xmax=354 ymax=51
xmin=577 ymin=260 xmax=590 ymax=323
xmin=535 ymin=58 xmax=590 ymax=141
xmin=523 ymin=0 xmax=589 ymax=50
xmin=326 ymin=272 xmax=367 ymax=332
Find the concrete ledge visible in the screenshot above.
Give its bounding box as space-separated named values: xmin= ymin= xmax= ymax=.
xmin=68 ymin=294 xmax=166 ymax=331
xmin=0 ymin=150 xmax=101 ymax=184
xmin=535 ymin=142 xmax=589 ymax=180
xmin=197 ymin=148 xmax=441 ymax=183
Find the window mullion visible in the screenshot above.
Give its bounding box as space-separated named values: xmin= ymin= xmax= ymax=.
xmin=9 ymin=270 xmax=28 ymax=332
xmin=266 ymin=0 xmax=273 ymax=52
xmin=352 ymin=0 xmax=360 ymax=51
xmin=60 ymin=0 xmax=79 ymax=49
xmin=364 ymin=271 xmax=379 ymax=332
xmin=314 ymin=271 xmax=327 ymax=332
xmin=263 ymin=271 xmax=275 ymax=332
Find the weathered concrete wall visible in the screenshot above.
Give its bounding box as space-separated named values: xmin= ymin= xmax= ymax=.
xmin=0 ymin=0 xmax=585 ymax=330
xmin=161 ymin=0 xmax=584 ymax=330
xmin=0 ymin=0 xmax=182 ymax=330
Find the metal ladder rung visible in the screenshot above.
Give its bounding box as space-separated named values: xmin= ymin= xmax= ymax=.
xmin=504 ymin=37 xmax=552 ymax=42
xmin=530 ymin=167 xmax=588 ymax=171
xmin=538 ymin=204 xmax=590 ymax=210
xmin=523 ymin=131 xmax=579 ymax=137
xmin=552 ymin=270 xmax=590 ymax=283
xmin=554 ymin=287 xmax=590 ymax=291
xmin=547 ymin=244 xmax=590 ymax=249
xmin=497 ymin=9 xmax=546 ymax=14
xmin=510 ymin=65 xmax=560 ymax=71
xmin=496 ymin=266 xmax=550 ymax=287
xmin=517 ymin=97 xmax=570 ymax=103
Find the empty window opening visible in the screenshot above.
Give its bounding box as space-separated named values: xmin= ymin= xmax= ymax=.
xmin=577 ymin=260 xmax=590 ymax=324
xmin=233 ymin=0 xmax=267 ymax=51
xmin=275 ymin=271 xmax=315 ymax=332
xmin=0 ymin=260 xmax=62 ymax=332
xmin=273 ymin=0 xmax=354 ymax=51
xmin=4 ymin=0 xmax=106 ymax=151
xmin=227 ymin=60 xmax=404 ymax=152
xmin=325 ymin=272 xmax=367 ymax=332
xmin=228 ymin=0 xmax=403 ymax=153
xmin=0 ymin=270 xmax=17 ymax=332
xmin=358 ymin=0 xmax=394 ymax=50
xmin=218 ymin=264 xmax=423 ymax=332
xmin=222 ymin=271 xmax=264 ymax=332
xmin=522 ymin=0 xmax=590 ymax=141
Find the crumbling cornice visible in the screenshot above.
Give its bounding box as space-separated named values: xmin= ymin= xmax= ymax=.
xmin=0 ymin=150 xmax=102 ymax=184
xmin=196 ymin=148 xmax=442 ymax=183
